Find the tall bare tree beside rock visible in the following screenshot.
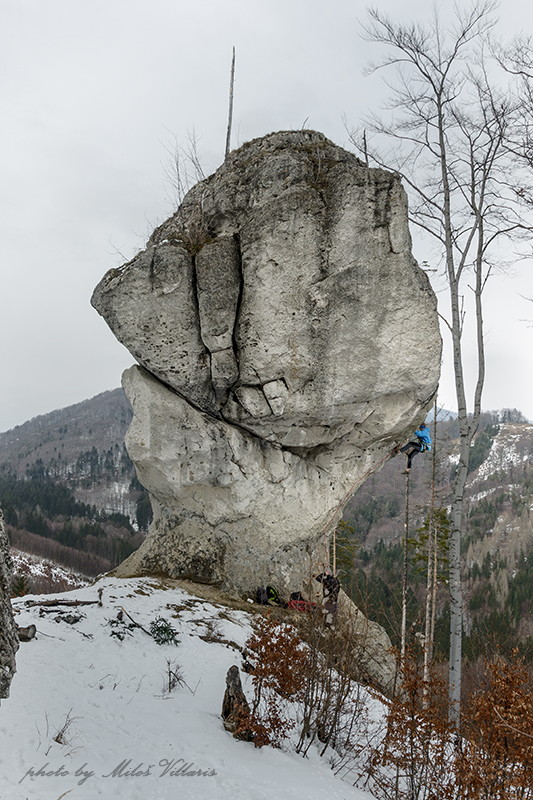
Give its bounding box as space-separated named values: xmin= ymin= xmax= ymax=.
xmin=353 ymin=1 xmax=527 ymax=724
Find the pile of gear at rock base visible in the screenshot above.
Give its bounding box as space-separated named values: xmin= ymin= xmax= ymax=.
xmin=256 ymin=571 xmax=341 ymax=627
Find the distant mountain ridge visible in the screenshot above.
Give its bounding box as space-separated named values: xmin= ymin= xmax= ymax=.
xmin=0 ymin=389 xmax=150 ymax=588
xmin=0 ymin=387 xmax=131 ymax=466
xmin=1 ymin=388 xmax=130 ymax=439
xmin=0 ymin=388 xmax=136 ymax=518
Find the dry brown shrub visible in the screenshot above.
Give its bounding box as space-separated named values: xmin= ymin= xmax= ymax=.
xmin=235 ymin=610 xmax=533 ymax=798
xmin=365 ymin=652 xmax=457 ymax=800
xmin=236 ymin=616 xmax=306 ymax=747
xmin=236 ymin=610 xmax=368 ymax=755
xmin=459 ymin=651 xmax=533 ymax=799
xmin=357 ymin=649 xmax=533 ymax=800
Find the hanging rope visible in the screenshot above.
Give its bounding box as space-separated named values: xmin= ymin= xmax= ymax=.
xmin=401 ymin=468 xmax=410 ymax=658
xmin=322 ymin=445 xmax=399 ymax=568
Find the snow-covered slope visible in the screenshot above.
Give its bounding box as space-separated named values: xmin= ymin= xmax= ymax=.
xmin=1 ymin=577 xmax=377 ymax=800
xmin=10 ymin=549 xmax=89 ymax=594
xmin=469 ymin=422 xmax=533 ymax=485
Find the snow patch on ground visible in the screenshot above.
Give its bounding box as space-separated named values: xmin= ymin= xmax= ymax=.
xmin=0 ymin=577 xmax=378 ymax=800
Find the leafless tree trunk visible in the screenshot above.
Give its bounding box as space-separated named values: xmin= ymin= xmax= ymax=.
xmin=225 ymin=47 xmax=236 ymax=161
xmin=353 ymin=1 xmax=526 ymax=727
xmin=423 ymin=399 xmax=438 ymax=702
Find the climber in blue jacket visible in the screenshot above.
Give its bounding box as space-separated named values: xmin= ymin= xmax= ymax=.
xmin=400 ymin=423 xmax=432 ymax=472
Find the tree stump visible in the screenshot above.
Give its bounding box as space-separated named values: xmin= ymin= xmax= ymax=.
xmin=221 ymin=665 xmax=253 ymax=742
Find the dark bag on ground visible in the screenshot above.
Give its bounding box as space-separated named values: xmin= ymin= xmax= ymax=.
xmin=256 ymin=587 xmax=269 ymax=605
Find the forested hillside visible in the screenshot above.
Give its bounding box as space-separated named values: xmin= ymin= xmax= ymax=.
xmin=0 ymin=388 xmax=135 ymax=508
xmin=0 ymin=388 xmax=151 ymax=584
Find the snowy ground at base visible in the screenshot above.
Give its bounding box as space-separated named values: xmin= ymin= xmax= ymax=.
xmin=0 ymin=577 xmax=378 ymax=800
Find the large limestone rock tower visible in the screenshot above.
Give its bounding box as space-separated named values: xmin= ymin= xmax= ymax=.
xmin=92 ymin=130 xmax=441 ymax=599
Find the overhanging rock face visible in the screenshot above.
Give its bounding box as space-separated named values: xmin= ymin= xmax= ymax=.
xmin=92 ymin=131 xmax=441 ymax=688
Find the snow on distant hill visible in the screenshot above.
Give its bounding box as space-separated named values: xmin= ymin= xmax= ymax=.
xmin=0 ymin=388 xmax=140 ymax=523
xmin=469 ymin=423 xmax=533 ymax=484
xmin=1 ymin=577 xmax=378 ymax=800
xmin=10 ymin=549 xmax=89 ymax=594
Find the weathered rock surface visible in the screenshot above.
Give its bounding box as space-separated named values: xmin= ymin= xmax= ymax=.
xmin=92 ymin=130 xmax=439 ymax=450
xmin=336 ymin=591 xmax=398 ymax=691
xmin=0 ymin=508 xmax=19 ymax=701
xmin=92 ymin=131 xmax=441 ymax=691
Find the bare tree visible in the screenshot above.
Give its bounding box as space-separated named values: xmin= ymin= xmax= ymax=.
xmin=162 ymin=128 xmax=206 ymax=209
xmin=225 ymin=47 xmax=236 ymax=161
xmin=351 ymin=2 xmax=526 ymax=725
xmin=494 ymin=36 xmax=533 ymax=212
xmin=423 ymin=399 xmax=438 ymax=701
xmin=163 ymin=48 xmax=235 ymax=207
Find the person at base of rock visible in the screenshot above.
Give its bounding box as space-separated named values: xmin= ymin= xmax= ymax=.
xmin=315 ymin=569 xmax=341 ymax=626
xmin=399 ymin=422 xmax=432 ymax=472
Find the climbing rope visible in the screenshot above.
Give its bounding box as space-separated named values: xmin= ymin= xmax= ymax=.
xmin=401 ymin=468 xmax=410 ymax=657
xmin=322 ymin=445 xmax=399 ymax=568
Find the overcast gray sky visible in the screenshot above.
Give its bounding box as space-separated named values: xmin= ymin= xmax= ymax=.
xmin=2 ymin=0 xmax=533 ymax=432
